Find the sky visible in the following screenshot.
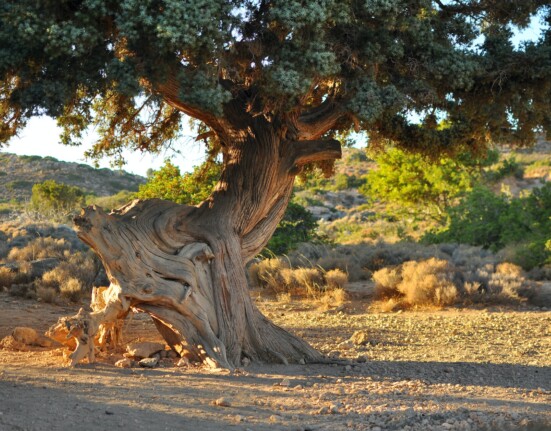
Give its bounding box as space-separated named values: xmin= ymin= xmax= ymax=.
xmin=1 ymin=13 xmax=547 ymax=177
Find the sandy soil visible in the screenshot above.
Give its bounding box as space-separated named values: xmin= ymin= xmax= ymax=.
xmin=0 ymin=291 xmax=550 ymax=431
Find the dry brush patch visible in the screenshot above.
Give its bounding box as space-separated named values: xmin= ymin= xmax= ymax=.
xmin=0 ymin=219 xmax=101 ymax=303
xmin=372 ymin=258 xmax=544 ymax=310
xmin=249 ymin=259 xmax=349 ymax=307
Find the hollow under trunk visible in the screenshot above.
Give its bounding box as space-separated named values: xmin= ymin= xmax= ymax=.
xmin=71 ymin=115 xmax=340 ymax=369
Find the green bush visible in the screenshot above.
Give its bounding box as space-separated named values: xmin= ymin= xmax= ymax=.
xmin=136 ymin=159 xmax=220 ymax=205
xmin=360 ymin=147 xmax=493 ymax=219
xmin=486 ymin=156 xmax=525 ymax=181
xmin=30 ymin=180 xmax=85 ymax=217
xmin=426 ymin=183 xmax=551 ymax=269
xmin=266 ymin=202 xmax=320 ymax=255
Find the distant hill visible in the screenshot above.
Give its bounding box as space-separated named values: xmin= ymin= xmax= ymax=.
xmin=0 ymin=153 xmax=146 ymax=203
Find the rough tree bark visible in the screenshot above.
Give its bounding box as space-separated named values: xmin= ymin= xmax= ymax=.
xmin=70 ymin=106 xmax=342 ymax=369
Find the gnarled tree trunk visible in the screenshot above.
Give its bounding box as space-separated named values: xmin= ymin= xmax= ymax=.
xmin=72 ymin=111 xmax=341 ymax=369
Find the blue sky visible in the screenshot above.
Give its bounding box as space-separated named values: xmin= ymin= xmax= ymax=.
xmin=2 ymin=13 xmax=547 ymax=177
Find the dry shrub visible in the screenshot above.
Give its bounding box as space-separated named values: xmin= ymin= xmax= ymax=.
xmin=460 ymin=261 xmax=539 ymax=305
xmin=249 ymin=259 xmax=348 ymax=298
xmin=372 ymin=267 xmax=401 ymax=298
xmin=36 ymin=285 xmax=57 ymax=303
xmin=292 ymin=267 xmax=324 ymax=296
xmin=372 ymin=258 xmax=458 ymax=308
xmin=60 ymin=278 xmax=83 ymax=302
xmin=324 ymin=269 xmax=348 ymax=290
xmin=495 ymin=262 xmax=524 ymax=278
xmin=319 ymin=288 xmax=347 ymax=310
xmin=317 ymin=256 xmax=364 ymax=282
xmin=7 ymin=237 xmax=69 ymax=262
xmin=248 ymin=258 xmax=289 ymax=292
xmin=38 ymin=252 xmax=97 ymax=301
xmin=398 ymin=259 xmax=458 ymax=306
xmin=0 ymin=264 xmax=32 ymax=288
xmin=0 ymin=267 xmax=18 ymax=288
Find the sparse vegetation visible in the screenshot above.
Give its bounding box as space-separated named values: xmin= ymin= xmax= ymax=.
xmin=0 ymin=219 xmax=99 ymax=303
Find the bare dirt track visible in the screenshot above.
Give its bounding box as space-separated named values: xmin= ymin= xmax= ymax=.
xmin=0 ymin=291 xmax=550 ymax=431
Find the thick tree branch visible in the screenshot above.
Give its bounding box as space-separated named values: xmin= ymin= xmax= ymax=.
xmin=155 ymin=74 xmax=224 ymax=135
xmin=288 ymin=139 xmax=342 ymax=170
xmin=296 ymin=100 xmax=346 ymax=140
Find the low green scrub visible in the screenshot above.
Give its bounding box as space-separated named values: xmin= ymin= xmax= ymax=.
xmin=425 ymin=183 xmax=551 ymax=269
xmin=360 ymin=147 xmax=496 ymax=220
xmin=30 ymin=180 xmax=85 ymax=221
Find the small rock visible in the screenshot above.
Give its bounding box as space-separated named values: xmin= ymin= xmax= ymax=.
xmin=234 ymin=415 xmax=244 ymax=422
xmin=159 ymin=350 xmax=168 ymax=359
xmin=329 ymin=404 xmax=340 ymax=414
xmin=349 ymin=330 xmax=369 ymax=346
xmin=344 ymin=365 xmax=352 ymax=372
xmin=12 ymin=327 xmax=37 ymax=345
xmin=280 ymin=378 xmax=291 ymax=387
xmin=138 ymin=357 xmax=159 ymax=368
xmin=241 ymin=357 xmax=251 ymax=367
xmin=298 ymin=358 xmax=306 ymax=365
xmin=126 ymin=341 xmax=165 ymax=359
xmin=213 ymin=397 xmax=231 ymax=407
xmin=318 ymin=406 xmax=330 ymax=415
xmin=115 ymin=358 xmax=134 ymax=368
xmin=269 ymin=415 xmax=281 ymax=422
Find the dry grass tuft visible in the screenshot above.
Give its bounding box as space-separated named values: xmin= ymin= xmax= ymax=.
xmin=324 ymin=269 xmax=349 ymax=290
xmin=248 ymin=258 xmax=289 ymax=293
xmin=318 ymin=288 xmax=347 ymax=310
xmin=7 ymin=237 xmax=69 ymax=262
xmin=292 ymin=267 xmax=324 ymax=296
xmin=60 ymin=278 xmax=84 ymax=302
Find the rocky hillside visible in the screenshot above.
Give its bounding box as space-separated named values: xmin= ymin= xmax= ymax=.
xmin=0 ymin=153 xmax=145 ymax=203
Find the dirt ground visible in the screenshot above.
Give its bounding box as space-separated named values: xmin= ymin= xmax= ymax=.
xmin=0 ymin=291 xmax=550 ymax=431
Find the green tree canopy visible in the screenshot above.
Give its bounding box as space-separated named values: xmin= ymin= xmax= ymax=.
xmin=1 ymin=1 xmax=550 ymax=159
xmin=136 ymin=159 xmax=221 ymax=204
xmin=31 ymin=179 xmax=85 ymax=215
xmin=360 ymin=147 xmax=497 ymax=218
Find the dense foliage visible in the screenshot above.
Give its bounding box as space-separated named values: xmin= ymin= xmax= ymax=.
xmin=1 ymin=1 xmax=550 ymax=162
xmin=425 ymin=183 xmax=551 ymax=269
xmin=136 ymin=159 xmax=221 ymax=205
xmin=30 ymin=180 xmax=85 ymax=216
xmin=266 ymin=202 xmax=320 ymax=255
xmin=360 ymin=147 xmax=498 ymax=218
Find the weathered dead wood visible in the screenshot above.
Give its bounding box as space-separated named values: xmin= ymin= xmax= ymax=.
xmin=61 ymin=115 xmax=341 ymax=369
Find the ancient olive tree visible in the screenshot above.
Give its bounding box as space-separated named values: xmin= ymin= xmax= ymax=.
xmin=1 ymin=1 xmax=550 ymax=368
